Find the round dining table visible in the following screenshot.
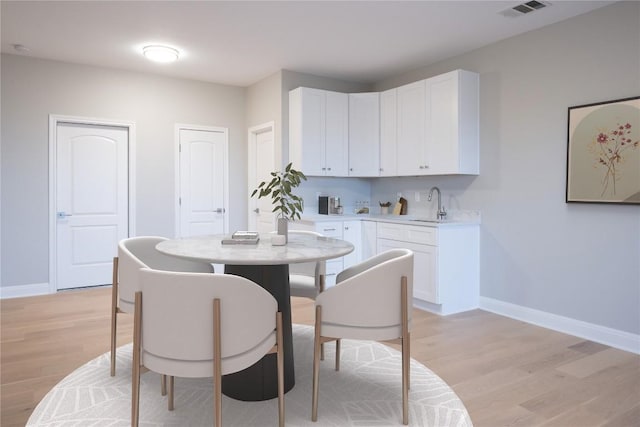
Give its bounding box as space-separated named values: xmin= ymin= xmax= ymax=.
xmin=155 ymin=232 xmax=354 ymax=401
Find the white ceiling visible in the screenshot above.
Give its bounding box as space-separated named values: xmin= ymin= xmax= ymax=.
xmin=1 ymin=1 xmax=614 ymax=87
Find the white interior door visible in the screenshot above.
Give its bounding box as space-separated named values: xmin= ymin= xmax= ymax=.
xmin=55 ymin=122 xmax=128 ymax=290
xmin=179 ymin=128 xmax=228 ymax=237
xmin=248 ymin=123 xmax=276 ymax=234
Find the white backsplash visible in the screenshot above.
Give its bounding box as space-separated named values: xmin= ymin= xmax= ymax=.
xmin=296 ymin=175 xmax=481 ymax=221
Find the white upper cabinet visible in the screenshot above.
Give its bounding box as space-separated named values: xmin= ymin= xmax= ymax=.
xmin=348 ymin=92 xmax=380 ymax=177
xmin=289 ymin=87 xmax=348 ymax=177
xmin=289 ymin=70 xmax=479 ymax=178
xmin=396 ymin=70 xmax=479 ymax=176
xmin=396 ymin=80 xmax=427 ymax=175
xmin=425 ymin=70 xmax=479 ymax=175
xmin=324 ymin=91 xmax=349 ymax=176
xmin=379 ymin=88 xmax=397 ymax=176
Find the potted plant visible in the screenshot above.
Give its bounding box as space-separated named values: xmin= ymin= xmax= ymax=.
xmin=251 ymin=163 xmax=307 ymax=241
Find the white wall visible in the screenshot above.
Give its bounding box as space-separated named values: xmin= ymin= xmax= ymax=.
xmin=246 ymin=70 xmax=283 ymax=167
xmin=1 ymin=54 xmax=246 ymax=289
xmin=247 ymin=69 xmax=375 ymax=216
xmin=372 ymin=2 xmax=640 ymax=335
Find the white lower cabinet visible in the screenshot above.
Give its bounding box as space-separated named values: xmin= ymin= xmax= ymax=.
xmin=342 ymin=220 xmax=361 ymax=269
xmin=291 ymin=218 xmax=479 ymax=313
xmin=376 ymin=221 xmax=479 ymax=315
xmin=361 ymin=220 xmax=377 ymax=260
xmin=378 ymin=238 xmax=438 ymax=303
xmin=291 ymin=219 xmax=363 ymax=288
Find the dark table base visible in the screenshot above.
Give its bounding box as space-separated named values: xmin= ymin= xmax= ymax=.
xmin=221 ymin=264 xmax=295 ymax=401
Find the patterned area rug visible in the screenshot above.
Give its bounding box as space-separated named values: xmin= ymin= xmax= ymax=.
xmin=28 ymin=324 xmax=472 ymax=426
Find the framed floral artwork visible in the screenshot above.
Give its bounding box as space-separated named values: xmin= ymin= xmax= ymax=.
xmin=566 ymin=96 xmax=640 ymax=204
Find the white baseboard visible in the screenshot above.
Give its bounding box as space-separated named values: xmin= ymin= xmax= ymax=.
xmin=480 ymin=296 xmax=640 ymax=355
xmin=0 ymin=282 xmax=52 ymax=299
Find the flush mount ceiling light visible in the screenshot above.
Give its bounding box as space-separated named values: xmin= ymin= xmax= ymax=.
xmin=142 ymin=45 xmax=179 ymax=63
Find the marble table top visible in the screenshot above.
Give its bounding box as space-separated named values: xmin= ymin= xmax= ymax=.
xmin=156 ymin=233 xmax=354 ymax=265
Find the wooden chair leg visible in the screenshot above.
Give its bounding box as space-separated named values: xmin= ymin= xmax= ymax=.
xmin=213 ymin=299 xmax=222 ymax=427
xmin=335 ymin=339 xmax=341 ymax=371
xmin=312 ymin=305 xmax=322 ymax=422
xmin=168 ymin=376 xmax=175 ymax=411
xmin=407 ymin=332 xmax=411 ymax=390
xmin=131 ymin=291 xmax=142 ymax=427
xmin=401 ymin=276 xmax=409 ymax=425
xmin=276 ymin=312 xmax=285 ymax=427
xmin=320 ymin=275 xmax=325 ymax=362
xmin=402 ymin=335 xmax=409 ymax=425
xmin=161 ymin=375 xmax=167 ymax=396
xmin=110 ymin=257 xmax=118 ymax=377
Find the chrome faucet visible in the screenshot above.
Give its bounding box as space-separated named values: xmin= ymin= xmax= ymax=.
xmin=428 ymin=186 xmax=447 ymax=220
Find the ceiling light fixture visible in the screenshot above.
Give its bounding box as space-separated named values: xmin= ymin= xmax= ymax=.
xmin=142 ymin=45 xmax=179 ymax=63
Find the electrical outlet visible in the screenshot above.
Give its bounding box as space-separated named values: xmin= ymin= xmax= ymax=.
xmin=415 ymin=191 xmax=420 ymax=202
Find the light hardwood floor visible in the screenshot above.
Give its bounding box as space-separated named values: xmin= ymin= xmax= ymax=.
xmin=1 ymin=286 xmax=639 ymax=426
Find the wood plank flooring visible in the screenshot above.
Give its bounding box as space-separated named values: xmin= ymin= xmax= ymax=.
xmin=1 ymin=286 xmax=639 ymax=426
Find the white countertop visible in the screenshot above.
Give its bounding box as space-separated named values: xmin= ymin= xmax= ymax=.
xmin=156 ymin=233 xmax=354 ymax=265
xmin=297 ymin=212 xmax=480 ymax=227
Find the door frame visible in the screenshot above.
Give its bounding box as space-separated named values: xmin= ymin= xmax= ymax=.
xmin=247 ymin=121 xmax=276 ymax=230
xmin=48 ymin=114 xmax=137 ymax=293
xmin=174 ymin=124 xmax=229 ymax=237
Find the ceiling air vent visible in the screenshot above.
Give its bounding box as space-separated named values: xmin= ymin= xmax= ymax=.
xmin=499 ymin=1 xmax=550 ymax=18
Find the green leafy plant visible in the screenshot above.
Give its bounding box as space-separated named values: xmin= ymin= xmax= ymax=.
xmin=251 ymin=163 xmax=307 ymax=220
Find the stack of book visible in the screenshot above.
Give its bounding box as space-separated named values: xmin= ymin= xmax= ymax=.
xmin=221 ymin=231 xmax=260 ymax=245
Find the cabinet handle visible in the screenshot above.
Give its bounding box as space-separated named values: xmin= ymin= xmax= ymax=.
xmin=419 ymin=165 xmax=424 ymax=169
xmin=326 ymin=273 xmax=337 ymax=277
xmin=350 ymin=168 xmax=353 ymax=171
xmin=323 ymin=228 xmax=336 ymax=232
xmin=327 ymin=167 xmax=332 ymax=171
xmin=345 ymin=226 xmax=349 ymax=230
xmin=322 ymin=167 xmax=326 ymax=171
xmin=379 ymin=168 xmax=384 ymax=171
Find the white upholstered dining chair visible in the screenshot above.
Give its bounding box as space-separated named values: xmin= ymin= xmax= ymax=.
xmin=132 ymin=268 xmax=284 ymax=427
xmin=287 ymin=230 xmax=327 ymax=299
xmin=111 ymin=236 xmax=214 ymax=376
xmin=311 ymin=248 xmax=414 ymax=425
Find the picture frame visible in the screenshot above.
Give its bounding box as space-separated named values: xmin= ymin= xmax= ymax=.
xmin=566 ymin=96 xmax=640 ymax=204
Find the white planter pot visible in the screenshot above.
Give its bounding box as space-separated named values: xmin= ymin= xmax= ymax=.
xmin=277 ymin=218 xmax=288 ymax=243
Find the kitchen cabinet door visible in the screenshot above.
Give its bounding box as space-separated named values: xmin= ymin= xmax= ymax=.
xmin=289 ymin=88 xmax=348 ymax=177
xmin=289 ymin=87 xmax=325 ymax=175
xmin=377 ymin=238 xmax=438 ymax=304
xmin=379 ymin=88 xmax=397 ymax=177
xmin=342 ymin=220 xmax=362 ymax=268
xmin=425 ymin=70 xmax=479 ymax=175
xmin=348 ymin=92 xmax=380 ymax=177
xmin=396 ymin=80 xmax=427 ymax=175
xmin=361 ymin=220 xmax=377 ymax=260
xmin=324 ymin=91 xmax=349 ymax=176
